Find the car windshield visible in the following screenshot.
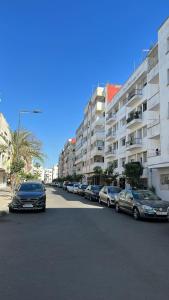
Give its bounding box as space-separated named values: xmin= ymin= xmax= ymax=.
xmin=108 ymin=187 xmax=121 ymax=193
xmin=132 ymin=190 xmax=159 ymax=201
xmin=19 ymin=183 xmax=43 ymax=192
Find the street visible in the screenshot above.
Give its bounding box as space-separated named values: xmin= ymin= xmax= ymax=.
xmin=0 ymin=187 xmax=169 ymax=300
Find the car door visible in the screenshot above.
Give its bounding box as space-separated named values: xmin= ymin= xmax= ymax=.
xmin=118 ymin=191 xmax=126 ymax=209
xmin=100 ymin=187 xmax=106 ymax=203
xmin=125 ymin=192 xmax=134 ymax=213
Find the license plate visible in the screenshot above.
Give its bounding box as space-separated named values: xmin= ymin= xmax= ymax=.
xmin=23 ymin=204 xmax=33 ymax=208
xmin=156 ymin=211 xmax=167 ymax=216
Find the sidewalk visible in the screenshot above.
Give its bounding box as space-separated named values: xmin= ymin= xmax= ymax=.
xmin=0 ymin=187 xmax=12 ymax=215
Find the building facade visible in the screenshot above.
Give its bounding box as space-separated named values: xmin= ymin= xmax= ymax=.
xmin=58 ymin=17 xmax=169 ymax=200
xmin=44 ymin=168 xmax=53 ymax=183
xmin=58 ymin=138 xmax=76 ymax=178
xmin=0 ymin=113 xmax=12 ymax=188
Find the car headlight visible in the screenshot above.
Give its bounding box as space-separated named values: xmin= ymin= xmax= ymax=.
xmin=142 ymin=205 xmax=155 ymax=212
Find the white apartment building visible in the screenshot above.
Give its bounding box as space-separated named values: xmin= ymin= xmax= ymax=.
xmin=75 ymin=85 xmax=121 ymax=182
xmin=44 ymin=168 xmax=53 ymax=183
xmin=0 ymin=113 xmax=12 ymax=188
xmin=52 ymin=164 xmax=58 ymax=180
xmin=105 ymin=17 xmax=169 ymax=200
xmin=32 ymin=164 xmax=45 ymax=181
xmin=58 ymin=138 xmax=76 ymax=178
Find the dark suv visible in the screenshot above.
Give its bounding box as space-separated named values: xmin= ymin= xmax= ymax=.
xmin=9 ymin=181 xmax=46 ymax=212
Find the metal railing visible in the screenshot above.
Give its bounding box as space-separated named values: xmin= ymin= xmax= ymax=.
xmin=127 ymin=89 xmax=142 ymax=102
xmin=126 ymin=138 xmax=142 ymax=147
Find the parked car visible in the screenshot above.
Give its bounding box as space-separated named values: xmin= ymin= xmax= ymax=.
xmin=84 ymin=185 xmax=103 ymax=201
xmin=66 ymin=183 xmax=74 ymax=192
xmin=99 ymin=186 xmax=121 ymax=207
xmin=77 ymin=184 xmax=88 ymax=196
xmin=57 ymin=182 xmax=63 ymax=188
xmin=73 ymin=183 xmax=80 ymax=193
xmin=115 ymin=189 xmax=169 ymax=220
xmin=9 ymin=181 xmax=46 ymax=212
xmin=63 ymin=181 xmax=70 ymax=190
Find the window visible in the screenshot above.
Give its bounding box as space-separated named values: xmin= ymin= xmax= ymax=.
xmin=120 ymin=117 xmax=126 ymax=127
xmin=121 ymin=137 xmax=126 ymax=147
xmin=143 ymin=151 xmax=147 ymax=163
xmin=166 ymin=37 xmax=169 ymax=53
xmin=143 ymin=126 xmax=147 ymax=138
xmin=114 ymin=160 xmax=118 ymax=168
xmin=143 ymin=101 xmax=147 ymax=112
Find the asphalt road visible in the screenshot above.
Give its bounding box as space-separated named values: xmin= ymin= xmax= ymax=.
xmin=0 ymin=187 xmax=169 ymax=300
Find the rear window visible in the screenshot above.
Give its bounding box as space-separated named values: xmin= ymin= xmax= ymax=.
xmin=132 ymin=190 xmax=159 ymax=200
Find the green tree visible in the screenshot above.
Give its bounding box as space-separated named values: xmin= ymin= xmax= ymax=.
xmin=124 ymin=162 xmax=143 ymax=188
xmin=0 ymin=129 xmax=44 ymax=188
xmin=104 ymin=162 xmax=119 ymax=185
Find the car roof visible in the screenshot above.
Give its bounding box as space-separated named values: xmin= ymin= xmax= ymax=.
xmin=20 ymin=181 xmax=42 ymax=185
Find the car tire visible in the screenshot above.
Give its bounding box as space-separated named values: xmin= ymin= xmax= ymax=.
xmin=107 ymin=199 xmax=110 ymax=208
xmin=115 ymin=202 xmax=120 ymax=213
xmin=133 ymin=207 xmax=140 ymax=220
xmin=41 ymin=206 xmax=46 ymax=212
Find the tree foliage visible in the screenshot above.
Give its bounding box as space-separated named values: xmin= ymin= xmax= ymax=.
xmin=124 ymin=162 xmax=143 ymax=187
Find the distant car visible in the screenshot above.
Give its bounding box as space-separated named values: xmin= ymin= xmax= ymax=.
xmin=66 ymin=183 xmax=74 ymax=192
xmin=9 ymin=181 xmax=46 ymax=212
xmin=73 ymin=183 xmax=80 ymax=194
xmin=99 ymin=186 xmax=121 ymax=207
xmin=77 ymin=184 xmax=88 ymax=196
xmin=85 ymin=185 xmax=103 ymax=201
xmin=57 ymin=182 xmax=63 ymax=188
xmin=115 ymin=189 xmax=169 ymax=220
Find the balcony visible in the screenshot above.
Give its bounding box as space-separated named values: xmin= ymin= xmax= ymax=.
xmin=92 ymin=116 xmax=105 ymax=128
xmin=105 ymin=149 xmax=117 ymax=158
xmin=126 ymin=112 xmax=142 ymax=129
xmin=106 ymin=131 xmax=117 ymax=141
xmin=106 ymin=113 xmax=116 ymax=125
xmin=147 ymin=92 xmax=160 ymax=111
xmin=90 ymin=146 xmax=104 ymax=157
xmin=91 ymin=131 xmax=104 ymax=144
xmin=126 ymin=89 xmax=142 ymax=107
xmin=147 ymin=120 xmax=160 ymax=139
xmin=126 ymin=138 xmax=142 ymax=151
xmin=147 ymin=149 xmax=162 ymax=166
xmin=147 ymin=62 xmax=159 ymax=84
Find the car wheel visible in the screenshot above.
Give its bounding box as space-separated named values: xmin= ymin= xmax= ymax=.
xmin=41 ymin=206 xmax=46 ymax=212
xmin=133 ymin=207 xmax=140 ymax=220
xmin=107 ymin=199 xmax=110 ymax=208
xmin=115 ymin=202 xmax=120 ymax=213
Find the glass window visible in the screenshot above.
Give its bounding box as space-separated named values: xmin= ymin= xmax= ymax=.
xmin=143 ymin=126 xmax=147 ymax=138
xmin=19 ymin=183 xmax=43 ymax=192
xmin=143 ymin=151 xmax=147 ymax=163
xmin=143 ymin=101 xmax=147 ymax=112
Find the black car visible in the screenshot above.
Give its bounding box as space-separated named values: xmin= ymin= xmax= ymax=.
xmin=9 ymin=181 xmax=46 ymax=212
xmin=84 ymin=185 xmax=103 ymax=201
xmin=115 ymin=189 xmax=169 ymax=220
xmin=77 ymin=184 xmax=88 ymax=196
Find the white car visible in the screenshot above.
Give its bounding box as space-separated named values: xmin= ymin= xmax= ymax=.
xmin=73 ymin=184 xmax=80 ymax=193
xmin=66 ymin=184 xmax=74 ymax=192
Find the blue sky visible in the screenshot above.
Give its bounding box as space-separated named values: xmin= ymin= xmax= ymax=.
xmin=0 ymin=0 xmax=169 ymax=167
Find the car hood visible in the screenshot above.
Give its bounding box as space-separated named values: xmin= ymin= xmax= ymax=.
xmin=139 ymin=199 xmax=169 ymax=208
xmin=16 ymin=191 xmax=45 ymax=199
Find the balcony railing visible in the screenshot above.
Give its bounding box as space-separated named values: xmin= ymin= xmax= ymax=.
xmin=106 ymin=131 xmax=116 ymax=139
xmin=105 ymin=149 xmax=117 ymax=156
xmin=147 ymin=149 xmax=161 ymax=158
xmin=106 ymin=113 xmax=116 ymax=123
xmin=127 ymin=89 xmax=142 ymax=106
xmin=126 ymin=138 xmax=142 ymax=147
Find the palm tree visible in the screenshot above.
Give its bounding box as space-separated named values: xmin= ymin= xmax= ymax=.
xmin=0 ymin=129 xmax=44 ymax=188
